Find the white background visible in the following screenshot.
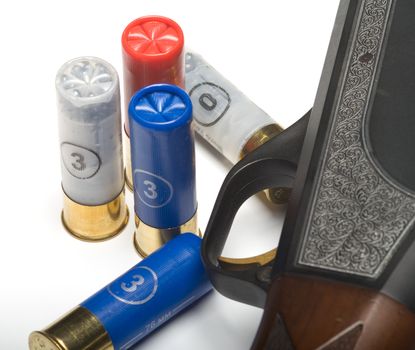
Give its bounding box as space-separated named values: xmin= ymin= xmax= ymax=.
xmin=0 ymin=1 xmax=339 ymax=349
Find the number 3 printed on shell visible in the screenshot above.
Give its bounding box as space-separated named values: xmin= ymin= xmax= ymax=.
xmin=61 ymin=142 xmax=101 ymax=179
xmin=108 ymin=266 xmax=158 ymax=305
xmin=134 ymin=169 xmax=173 ymax=208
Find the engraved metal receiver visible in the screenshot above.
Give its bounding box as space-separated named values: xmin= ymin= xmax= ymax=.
xmin=202 ymin=0 xmax=415 ymax=349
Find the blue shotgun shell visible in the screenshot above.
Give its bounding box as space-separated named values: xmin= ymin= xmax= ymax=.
xmin=128 ymin=84 xmax=198 ymax=256
xmin=29 ymin=234 xmax=212 ymax=350
xmin=81 ymin=233 xmax=211 ymax=349
xmin=129 ymin=84 xmax=196 ymax=228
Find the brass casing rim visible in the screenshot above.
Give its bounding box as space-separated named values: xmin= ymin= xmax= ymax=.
xmin=61 ymin=189 xmax=129 ymax=242
xmin=29 ymin=331 xmax=64 ymax=350
xmin=29 ymin=306 xmax=114 ymax=350
xmin=265 ymin=187 xmax=292 ymax=205
xmin=240 ymin=123 xmax=283 ymax=159
xmin=134 ymin=213 xmax=199 ymax=257
xmin=218 ymin=248 xmax=277 ymax=269
xmin=240 ymin=123 xmax=291 ymax=205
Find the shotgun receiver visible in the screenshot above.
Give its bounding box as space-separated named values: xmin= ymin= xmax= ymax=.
xmin=202 ymin=0 xmax=415 ymax=349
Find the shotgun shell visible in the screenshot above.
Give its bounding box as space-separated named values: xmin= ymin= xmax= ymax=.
xmin=56 ymin=57 xmax=128 ymax=241
xmin=122 ymin=16 xmax=185 ymax=190
xmin=185 ymin=51 xmax=290 ymax=204
xmin=29 ymin=234 xmax=212 ymax=350
xmin=129 ymin=84 xmax=198 ymax=257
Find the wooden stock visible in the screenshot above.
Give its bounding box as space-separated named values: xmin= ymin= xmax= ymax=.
xmin=251 ymin=275 xmax=415 ymax=350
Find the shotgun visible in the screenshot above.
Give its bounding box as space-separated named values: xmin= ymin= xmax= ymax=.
xmin=202 ymin=0 xmax=415 ymax=349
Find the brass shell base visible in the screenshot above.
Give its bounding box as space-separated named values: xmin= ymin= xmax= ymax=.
xmin=265 ymin=187 xmax=292 ymax=205
xmin=218 ymin=248 xmax=277 ymax=269
xmin=241 ymin=123 xmax=283 ymax=158
xmin=124 ymin=131 xmax=133 ymax=192
xmin=62 ymin=190 xmax=129 ymax=242
xmin=29 ymin=306 xmax=114 ymax=350
xmin=134 ymin=213 xmax=199 ymax=257
xmin=240 ymin=123 xmax=291 ymax=205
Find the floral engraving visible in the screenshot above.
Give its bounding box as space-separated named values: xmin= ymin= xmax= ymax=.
xmin=298 ymin=0 xmax=415 ymax=278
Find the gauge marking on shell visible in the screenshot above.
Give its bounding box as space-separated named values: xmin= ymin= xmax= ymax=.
xmin=189 ymin=82 xmax=231 ymax=126
xmin=107 ymin=266 xmax=158 ymax=305
xmin=134 ymin=169 xmax=174 ymax=208
xmin=61 ymin=142 xmax=101 ymax=180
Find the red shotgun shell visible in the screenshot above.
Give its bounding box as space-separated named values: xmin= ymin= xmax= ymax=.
xmin=122 ymin=16 xmax=185 ymax=135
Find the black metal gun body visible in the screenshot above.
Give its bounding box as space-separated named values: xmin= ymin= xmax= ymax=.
xmin=202 ymin=0 xmax=415 ymax=348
